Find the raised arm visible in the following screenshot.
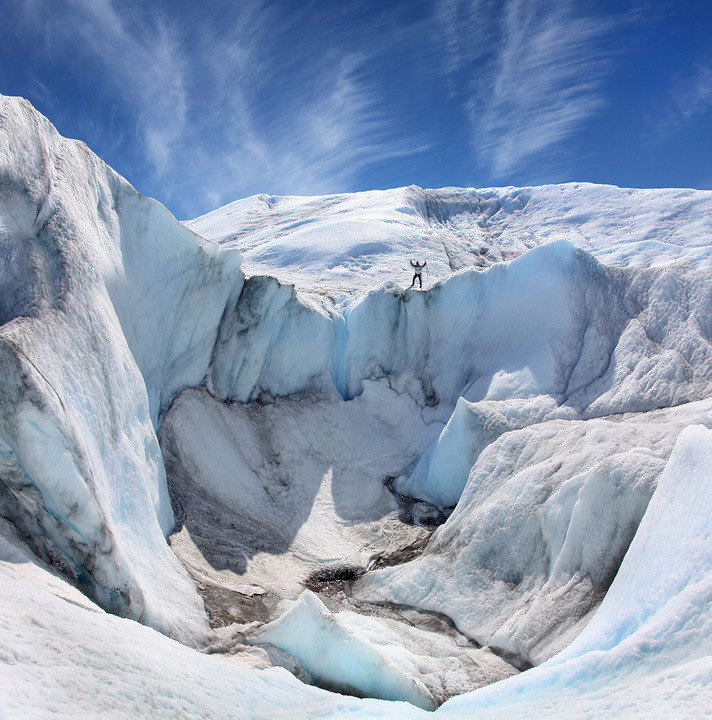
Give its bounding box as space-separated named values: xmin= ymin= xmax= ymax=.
xmin=410 ymin=260 xmax=416 ymax=268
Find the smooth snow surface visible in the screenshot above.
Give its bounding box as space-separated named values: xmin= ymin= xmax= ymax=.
xmin=3 ymin=93 xmax=712 ymax=718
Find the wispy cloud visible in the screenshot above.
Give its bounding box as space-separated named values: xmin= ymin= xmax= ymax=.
xmin=651 ymin=56 xmax=712 ymax=137
xmin=8 ymin=0 xmax=424 ymax=217
xmin=435 ymin=0 xmax=626 ymax=179
xmin=433 ymin=0 xmax=500 ymax=90
xmin=15 ymin=0 xmax=189 ymax=175
xmin=181 ymin=46 xmax=421 ymax=214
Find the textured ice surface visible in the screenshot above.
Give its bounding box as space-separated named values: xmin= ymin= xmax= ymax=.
xmin=2 ymin=427 xmax=712 ymax=719
xmin=439 ymin=424 xmax=712 ymax=719
xmin=0 ymin=94 xmax=229 ymax=642
xmin=254 ymin=589 xmax=517 ymax=709
xmin=357 ymin=398 xmax=712 ymax=667
xmin=208 ymin=274 xmax=335 ymax=402
xmin=161 ymin=381 xmax=439 ymax=622
xmin=254 ymin=590 xmax=438 ymax=710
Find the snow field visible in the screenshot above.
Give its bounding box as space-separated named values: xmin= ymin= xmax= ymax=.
xmin=189 ymin=183 xmax=712 ymax=295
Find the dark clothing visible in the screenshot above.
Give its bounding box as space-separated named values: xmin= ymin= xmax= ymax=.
xmin=410 ymin=260 xmax=426 ymax=289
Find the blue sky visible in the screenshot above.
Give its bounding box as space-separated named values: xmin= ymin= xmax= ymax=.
xmin=1 ymin=0 xmax=711 ymax=219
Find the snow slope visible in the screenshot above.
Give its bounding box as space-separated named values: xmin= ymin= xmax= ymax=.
xmin=188 ymin=183 xmax=712 ymax=295
xmin=0 ymin=526 xmax=391 ymax=720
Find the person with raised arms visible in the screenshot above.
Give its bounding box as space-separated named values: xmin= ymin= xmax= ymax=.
xmin=410 ymin=259 xmax=426 ymax=289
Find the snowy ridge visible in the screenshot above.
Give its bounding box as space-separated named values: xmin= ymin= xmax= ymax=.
xmin=208 ymin=239 xmax=712 ymax=417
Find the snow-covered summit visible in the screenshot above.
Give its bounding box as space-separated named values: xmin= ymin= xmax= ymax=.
xmin=188 ymin=183 xmax=712 ymax=295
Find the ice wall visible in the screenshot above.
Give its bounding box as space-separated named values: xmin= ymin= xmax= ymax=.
xmin=356 ymin=398 xmax=712 ymax=667
xmin=338 ymin=240 xmax=614 ymax=405
xmin=392 ymin=259 xmax=712 ymax=506
xmin=438 ymin=424 xmax=712 ymax=719
xmin=0 ymin=94 xmax=243 ymax=642
xmin=209 ymin=275 xmax=335 ymax=402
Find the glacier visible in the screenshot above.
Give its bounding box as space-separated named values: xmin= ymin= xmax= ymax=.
xmin=2 ymin=91 xmax=712 ymax=717
xmin=188 ymin=183 xmax=712 ymax=295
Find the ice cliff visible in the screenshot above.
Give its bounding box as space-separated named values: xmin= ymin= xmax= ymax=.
xmin=0 ymin=94 xmax=239 ymax=643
